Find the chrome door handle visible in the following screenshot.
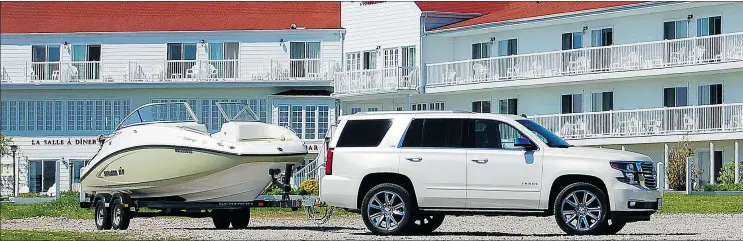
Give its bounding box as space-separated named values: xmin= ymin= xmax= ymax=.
xmin=406 ymin=157 xmax=423 ymax=162
xmin=471 ymin=159 xmax=488 ymax=163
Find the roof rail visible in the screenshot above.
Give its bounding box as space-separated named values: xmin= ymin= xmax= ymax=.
xmin=353 ymin=110 xmax=474 ymax=115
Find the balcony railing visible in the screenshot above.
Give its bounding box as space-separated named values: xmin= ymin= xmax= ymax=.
xmin=332 ymin=66 xmax=419 ymax=96
xmin=529 ymin=103 xmax=743 ymax=140
xmin=427 ymin=32 xmax=743 ymax=87
xmin=1 ymin=59 xmax=339 ymax=84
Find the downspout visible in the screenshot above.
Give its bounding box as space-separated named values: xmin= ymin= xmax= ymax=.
xmin=336 ymin=29 xmax=345 ymax=118
xmin=419 ymin=14 xmax=427 ymax=94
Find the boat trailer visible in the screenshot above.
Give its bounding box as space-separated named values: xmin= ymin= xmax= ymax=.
xmin=79 ymin=163 xmax=336 ymax=230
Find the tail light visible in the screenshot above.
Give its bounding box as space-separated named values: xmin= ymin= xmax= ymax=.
xmin=325 ymin=148 xmax=334 ymax=175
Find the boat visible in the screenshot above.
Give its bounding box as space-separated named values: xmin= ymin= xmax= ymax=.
xmin=78 ymin=101 xmax=308 ymax=202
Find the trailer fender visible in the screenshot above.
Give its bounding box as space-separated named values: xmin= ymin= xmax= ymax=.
xmin=112 ymin=193 xmax=133 ymax=208
xmin=94 ymin=193 xmax=113 ymax=208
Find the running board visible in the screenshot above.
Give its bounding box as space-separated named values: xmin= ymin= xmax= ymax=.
xmin=418 ymin=208 xmax=550 ymax=217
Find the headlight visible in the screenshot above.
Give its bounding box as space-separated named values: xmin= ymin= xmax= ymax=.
xmin=610 ymin=161 xmax=641 ymax=185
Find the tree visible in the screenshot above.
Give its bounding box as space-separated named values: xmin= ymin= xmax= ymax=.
xmin=0 ymin=133 xmax=12 ymax=157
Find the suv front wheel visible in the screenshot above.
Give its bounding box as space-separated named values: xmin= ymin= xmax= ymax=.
xmin=361 ymin=183 xmax=416 ymax=235
xmin=553 ymin=182 xmax=610 ymax=235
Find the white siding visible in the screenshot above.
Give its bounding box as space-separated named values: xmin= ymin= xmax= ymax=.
xmin=102 ymin=44 xmax=166 ymax=80
xmin=430 ymin=2 xmax=743 ymax=62
xmin=0 ymin=45 xmax=31 ymax=82
xmin=342 ymin=2 xmax=421 ymax=54
xmin=413 ymin=72 xmax=743 ymax=116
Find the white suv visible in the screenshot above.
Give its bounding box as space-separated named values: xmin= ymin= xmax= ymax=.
xmin=321 ymin=111 xmax=662 ymax=236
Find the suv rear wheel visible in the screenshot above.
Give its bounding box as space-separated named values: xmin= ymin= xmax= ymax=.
xmin=361 ymin=183 xmax=415 ymax=235
xmin=553 ymin=182 xmax=610 ymax=235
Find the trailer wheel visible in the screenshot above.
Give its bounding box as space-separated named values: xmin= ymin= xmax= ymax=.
xmin=211 ymin=209 xmax=231 ymax=229
xmin=94 ymin=199 xmax=112 ymax=230
xmin=230 ymin=208 xmax=251 ymax=229
xmin=111 ymin=198 xmax=131 ymax=230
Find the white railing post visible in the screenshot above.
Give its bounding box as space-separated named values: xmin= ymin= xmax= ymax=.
xmin=686 ymin=156 xmax=692 ymax=194
xmin=657 ymin=162 xmax=665 ymax=194
xmin=735 ymin=141 xmax=740 ymax=184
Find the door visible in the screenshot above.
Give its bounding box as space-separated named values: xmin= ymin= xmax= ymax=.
xmin=465 ymin=118 xmax=543 ymax=209
xmin=398 ymin=117 xmax=468 ymax=208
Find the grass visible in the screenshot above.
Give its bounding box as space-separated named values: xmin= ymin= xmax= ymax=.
xmin=0 ymin=192 xmax=355 ymax=220
xmin=2 ymin=192 xmax=739 ymax=221
xmin=658 ymin=192 xmax=743 ymax=214
xmin=0 ymin=230 xmax=130 ymax=241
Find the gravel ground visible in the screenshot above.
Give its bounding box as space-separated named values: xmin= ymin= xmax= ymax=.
xmin=2 ymin=214 xmax=741 ymax=240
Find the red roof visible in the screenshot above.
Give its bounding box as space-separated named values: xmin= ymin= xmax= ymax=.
xmin=0 ymin=1 xmax=341 ymax=34
xmin=434 ymin=1 xmax=643 ymax=31
xmin=415 ymin=2 xmax=511 ymax=14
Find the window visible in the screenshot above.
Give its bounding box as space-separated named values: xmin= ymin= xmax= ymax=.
xmin=412 ymin=102 xmax=444 ymax=111
xmin=351 ymin=107 xmax=362 ymax=114
xmin=499 ymin=98 xmax=518 ymax=115
xmin=0 ymin=100 xmax=75 ymax=132
xmin=71 ymin=44 xmax=101 ymax=80
xmin=166 ymin=43 xmax=197 ymax=78
xmin=401 ymin=46 xmax=416 ymax=69
xmin=663 ymin=87 xmax=688 ymax=107
xmin=367 ymin=107 xmax=379 ymax=112
xmin=346 ymin=52 xmax=362 ymax=71
xmin=697 ymin=16 xmax=722 ymax=36
xmin=591 ymin=92 xmax=614 ymax=112
xmin=472 ymin=100 xmax=491 ymax=113
xmin=561 ymin=94 xmax=583 ymax=114
xmin=472 ymin=42 xmax=492 ymax=59
xmin=383 ymin=48 xmax=399 ymax=68
xmin=497 ymin=39 xmax=517 ymax=56
xmin=31 ymin=45 xmax=61 ymax=80
xmin=401 ymin=118 xmax=465 ymax=148
xmin=470 ymin=119 xmax=526 ymax=150
xmin=28 ymin=160 xmax=57 ymax=193
xmin=698 ymin=84 xmax=723 ymax=105
xmin=363 ymin=51 xmax=377 ymax=70
xmin=591 ymin=28 xmax=613 ymax=47
xmin=664 ymin=20 xmax=689 ymax=40
xmin=562 ymin=32 xmax=583 ymax=50
xmin=278 ymin=104 xmax=331 ymax=140
xmin=290 ymin=41 xmax=321 ymax=77
xmin=208 ymin=42 xmax=239 ymax=78
xmin=71 ymin=160 xmax=87 ymax=184
xmin=336 ymin=119 xmax=392 ymax=147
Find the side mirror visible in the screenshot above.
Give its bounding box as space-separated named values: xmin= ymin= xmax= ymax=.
xmin=514 ymin=138 xmax=536 ymax=150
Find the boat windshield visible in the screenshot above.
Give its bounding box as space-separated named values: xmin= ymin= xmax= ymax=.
xmin=215 ymin=102 xmax=260 ymax=122
xmin=116 ymin=102 xmax=199 ymax=130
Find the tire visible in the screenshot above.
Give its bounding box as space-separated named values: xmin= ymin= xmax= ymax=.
xmin=553 ymin=182 xmax=610 ymax=235
xmin=110 ymin=198 xmax=131 ymax=230
xmin=599 ymin=217 xmax=627 ymax=235
xmin=407 ymin=214 xmax=445 ymax=235
xmin=230 ymin=208 xmax=251 ymax=229
xmin=94 ymin=199 xmax=112 ymax=230
xmin=211 ymin=209 xmax=231 ymax=229
xmin=360 ymin=183 xmax=416 ymax=235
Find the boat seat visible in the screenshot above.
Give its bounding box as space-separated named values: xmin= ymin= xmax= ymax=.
xmin=215 ymin=122 xmax=296 ymax=142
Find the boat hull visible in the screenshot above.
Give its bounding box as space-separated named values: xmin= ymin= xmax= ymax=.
xmin=80 ymin=146 xmax=305 ymax=202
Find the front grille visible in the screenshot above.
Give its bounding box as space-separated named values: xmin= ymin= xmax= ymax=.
xmin=640 ymin=162 xmax=657 ymax=189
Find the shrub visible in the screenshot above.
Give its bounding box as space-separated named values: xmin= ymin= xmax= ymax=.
xmin=299 ymin=179 xmax=319 ymax=195
xmin=667 ymin=138 xmax=695 ymax=191
xmin=716 ymin=160 xmax=742 ymax=185
xmin=702 ymin=183 xmax=743 ymax=191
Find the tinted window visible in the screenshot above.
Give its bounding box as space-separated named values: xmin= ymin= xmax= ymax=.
xmin=470 ymin=119 xmax=527 ymax=150
xmin=336 ymin=119 xmax=392 ymax=147
xmin=401 ymin=118 xmax=465 ymax=148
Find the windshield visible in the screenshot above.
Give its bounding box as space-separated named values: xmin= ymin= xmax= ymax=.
xmin=117 ymin=102 xmax=198 ymax=130
xmin=516 ymin=119 xmax=572 ymax=148
xmin=215 ymin=102 xmax=260 ymax=122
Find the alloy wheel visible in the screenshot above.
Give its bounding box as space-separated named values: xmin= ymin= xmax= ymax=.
xmin=560 ymin=190 xmax=603 ymax=231
xmin=366 ymin=191 xmax=406 ymax=231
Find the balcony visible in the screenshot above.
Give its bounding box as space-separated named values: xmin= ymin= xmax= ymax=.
xmin=332 ymin=67 xmax=419 ymax=97
xmin=0 ymin=59 xmax=339 ymax=84
xmin=427 ymin=32 xmax=743 ymax=88
xmin=528 ymin=103 xmax=743 ymax=143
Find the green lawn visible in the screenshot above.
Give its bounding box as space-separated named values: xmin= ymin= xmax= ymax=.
xmin=659 ymin=192 xmax=743 ymax=214
xmin=0 ymin=193 xmax=353 ymax=220
xmin=2 ymin=192 xmax=739 ymax=221
xmin=0 ymin=230 xmax=130 ymax=241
